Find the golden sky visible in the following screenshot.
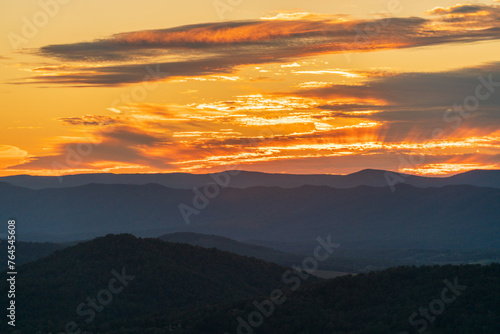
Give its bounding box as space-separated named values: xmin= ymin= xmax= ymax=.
xmin=2 ymin=0 xmax=500 ymax=176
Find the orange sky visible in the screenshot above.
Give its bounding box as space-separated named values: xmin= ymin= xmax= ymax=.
xmin=2 ymin=0 xmax=500 ymax=176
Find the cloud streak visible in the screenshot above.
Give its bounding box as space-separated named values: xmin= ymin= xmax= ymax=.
xmin=9 ymin=62 xmax=500 ymax=175
xmin=18 ymin=5 xmax=500 ymax=86
xmin=295 ymin=63 xmax=500 ymax=107
xmin=7 ymin=5 xmax=500 ymax=176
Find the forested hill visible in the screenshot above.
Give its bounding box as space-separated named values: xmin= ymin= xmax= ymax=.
xmin=0 ymin=234 xmax=499 ymax=333
xmin=174 ymin=264 xmax=500 ymax=334
xmin=0 ymin=234 xmax=289 ymax=333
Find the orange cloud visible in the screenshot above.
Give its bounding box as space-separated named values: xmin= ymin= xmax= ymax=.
xmin=18 ymin=5 xmax=500 ymax=86
xmin=10 ymin=88 xmax=500 ymax=176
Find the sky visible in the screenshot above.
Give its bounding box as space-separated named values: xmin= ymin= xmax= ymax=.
xmin=1 ymin=0 xmax=500 ymax=176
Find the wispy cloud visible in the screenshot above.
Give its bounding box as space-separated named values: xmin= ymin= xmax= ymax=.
xmin=0 ymin=145 xmax=28 ymax=159
xmin=17 ymin=5 xmax=500 ymax=86
xmin=7 ymin=5 xmax=500 ymax=176
xmin=9 ymin=61 xmax=500 ymax=175
xmin=9 ymin=125 xmax=173 ymax=172
xmin=295 ymin=63 xmax=500 ymax=108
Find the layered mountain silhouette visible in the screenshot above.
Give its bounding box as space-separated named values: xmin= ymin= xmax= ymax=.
xmin=3 ymin=232 xmax=495 ymax=275
xmin=159 ymin=232 xmax=500 ymax=272
xmin=0 ymin=240 xmax=64 ymax=271
xmin=1 ymin=181 xmax=499 ymax=250
xmin=159 ymin=232 xmax=298 ymax=264
xmin=2 ymin=169 xmax=500 ymax=189
xmin=159 ymin=232 xmax=401 ymax=273
xmin=1 ymin=234 xmax=498 ymax=333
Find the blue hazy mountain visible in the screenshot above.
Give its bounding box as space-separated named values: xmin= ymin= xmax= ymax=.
xmin=2 ymin=169 xmax=500 ymax=189
xmin=1 ymin=182 xmax=499 ymax=251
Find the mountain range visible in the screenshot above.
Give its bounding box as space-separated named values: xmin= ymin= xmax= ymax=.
xmin=1 ymin=234 xmax=498 ymax=333
xmin=1 ymin=181 xmax=499 ymax=250
xmin=4 ymin=231 xmax=497 ymax=275
xmin=2 ymin=169 xmax=500 ymax=190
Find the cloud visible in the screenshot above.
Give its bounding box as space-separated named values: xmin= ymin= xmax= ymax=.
xmin=427 ymin=3 xmax=500 ymax=24
xmin=12 ymin=65 xmax=500 ymax=175
xmin=105 ymin=126 xmax=167 ymax=146
xmin=22 ymin=56 xmax=254 ymax=86
xmin=294 ymin=63 xmax=500 ymax=108
xmin=19 ymin=5 xmax=500 ymax=86
xmin=33 ymin=18 xmax=401 ymax=61
xmin=0 ymin=145 xmax=28 ymax=159
xmin=9 ymin=87 xmax=500 ymax=175
xmin=9 ymin=126 xmax=172 ymax=172
xmin=9 ymin=37 xmax=500 ymax=175
xmin=427 ymin=4 xmax=486 ymax=15
xmin=58 ymin=115 xmax=118 ymax=126
xmin=0 ymin=145 xmax=30 ymax=170
xmin=283 ymin=62 xmax=500 ymax=145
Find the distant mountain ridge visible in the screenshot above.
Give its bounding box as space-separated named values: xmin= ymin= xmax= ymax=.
xmin=159 ymin=232 xmax=374 ymax=273
xmin=2 ymin=169 xmax=500 ymax=189
xmin=2 ymin=232 xmax=495 ymax=275
xmin=158 ymin=232 xmax=500 ymax=273
xmin=1 ymin=182 xmax=499 ymax=250
xmin=0 ymin=240 xmax=64 ymax=271
xmin=159 ymin=232 xmax=294 ymax=261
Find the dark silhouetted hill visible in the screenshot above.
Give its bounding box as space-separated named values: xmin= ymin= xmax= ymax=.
xmin=0 ymin=234 xmax=289 ymax=332
xmin=175 ymin=264 xmax=500 ymax=334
